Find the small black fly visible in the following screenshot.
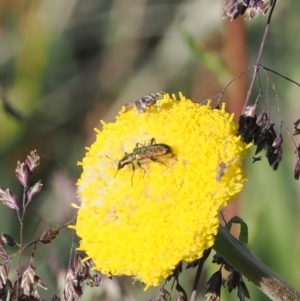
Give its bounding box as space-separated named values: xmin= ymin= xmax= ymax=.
xmin=125 ymin=92 xmax=165 ymax=114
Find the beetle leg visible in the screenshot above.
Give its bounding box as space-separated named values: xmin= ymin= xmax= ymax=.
xmin=149 ymin=138 xmax=156 ymax=145
xmin=137 ymin=159 xmax=146 ymax=176
xmin=130 ymin=162 xmax=135 ymax=186
xmin=150 ymin=157 xmax=168 ymax=167
xmin=135 ymin=142 xmax=144 ymax=148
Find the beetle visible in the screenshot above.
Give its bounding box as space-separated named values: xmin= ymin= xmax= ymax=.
xmin=124 ymin=92 xmax=165 ymax=114
xmin=114 ymin=138 xmax=174 ymax=183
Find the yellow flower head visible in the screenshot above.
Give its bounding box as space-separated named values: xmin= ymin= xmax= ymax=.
xmin=74 ymin=93 xmax=249 ymax=289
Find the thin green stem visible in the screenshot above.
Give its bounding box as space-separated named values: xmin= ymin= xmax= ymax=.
xmin=214 ymin=226 xmax=300 ymax=301
xmin=242 ymin=0 xmax=277 ymax=113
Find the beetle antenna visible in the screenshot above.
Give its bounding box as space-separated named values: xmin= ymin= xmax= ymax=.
xmin=105 ymin=155 xmax=117 ymax=163
xmin=105 ymin=155 xmax=120 ymax=177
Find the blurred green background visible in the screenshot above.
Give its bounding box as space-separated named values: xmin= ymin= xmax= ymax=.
xmin=0 ymin=0 xmax=299 ymax=300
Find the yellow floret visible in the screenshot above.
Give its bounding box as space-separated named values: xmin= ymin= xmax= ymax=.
xmin=74 ymin=93 xmax=249 ymax=288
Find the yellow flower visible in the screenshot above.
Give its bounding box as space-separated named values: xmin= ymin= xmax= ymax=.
xmin=74 ymin=93 xmax=249 ymax=289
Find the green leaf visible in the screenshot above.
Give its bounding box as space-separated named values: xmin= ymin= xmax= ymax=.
xmin=225 ymin=216 xmax=248 ymax=244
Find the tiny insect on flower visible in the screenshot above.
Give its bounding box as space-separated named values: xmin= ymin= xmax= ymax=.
xmin=125 ymin=92 xmax=166 ymax=114
xmin=216 ymin=162 xmax=228 ymax=182
xmin=216 ymin=157 xmax=244 ymax=182
xmin=115 ymin=138 xmax=174 ymax=182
